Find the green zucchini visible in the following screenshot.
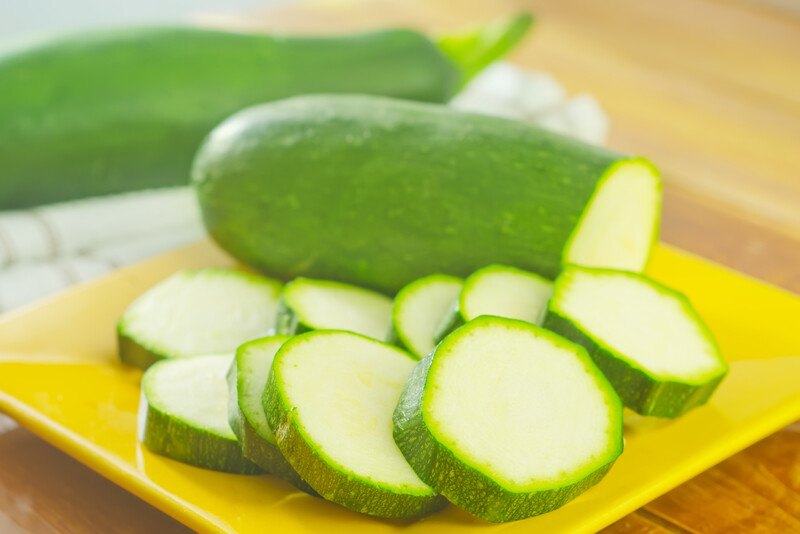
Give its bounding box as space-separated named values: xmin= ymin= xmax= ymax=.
xmin=139 ymin=354 xmax=261 ymax=474
xmin=118 ymin=268 xmax=281 ymax=369
xmin=226 ymin=335 xmax=315 ymax=493
xmin=275 ymin=277 xmax=392 ymax=340
xmin=194 ymin=95 xmax=662 ymax=294
xmin=435 ymin=264 xmax=552 ymax=342
xmin=393 ymin=316 xmax=623 ymax=523
xmin=544 ymin=266 xmax=728 ymax=417
xmin=0 ymin=15 xmax=531 ymax=209
xmin=263 ymin=330 xmax=445 ymax=519
xmin=388 ymin=274 xmax=463 ymax=358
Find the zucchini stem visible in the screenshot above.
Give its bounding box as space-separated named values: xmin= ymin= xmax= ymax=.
xmin=437 ymin=12 xmax=534 ymax=89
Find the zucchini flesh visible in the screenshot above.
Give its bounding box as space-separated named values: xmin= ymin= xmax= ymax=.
xmin=117 ymin=268 xmax=281 ymax=369
xmin=263 ymin=331 xmax=444 ymax=519
xmin=435 ymin=264 xmax=552 ymax=341
xmin=226 ymin=336 xmax=315 ymax=494
xmin=139 ymin=354 xmax=261 ymax=474
xmin=393 ymin=316 xmax=622 ymax=523
xmin=544 ymin=266 xmax=727 ymax=417
xmin=275 ymin=277 xmax=392 ymax=340
xmin=194 ymin=95 xmax=662 ymax=294
xmin=389 ymin=274 xmax=463 ymax=358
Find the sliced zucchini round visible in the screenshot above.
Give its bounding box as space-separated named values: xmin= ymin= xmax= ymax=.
xmin=226 ymin=335 xmax=315 ymax=493
xmin=275 ymin=277 xmax=392 ymax=340
xmin=436 ymin=264 xmax=552 ymax=341
xmin=389 ymin=274 xmax=463 ymax=358
xmin=263 ymin=330 xmax=445 ymax=519
xmin=139 ymin=354 xmax=261 ymax=474
xmin=394 ymin=315 xmax=623 ymax=523
xmin=118 ymin=267 xmax=282 ymax=369
xmin=544 ymin=265 xmax=728 ymax=417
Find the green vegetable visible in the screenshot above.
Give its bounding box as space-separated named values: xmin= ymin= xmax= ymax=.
xmin=435 ymin=264 xmax=552 ymax=342
xmin=393 ymin=316 xmax=623 ymax=523
xmin=226 ymin=335 xmax=315 ymax=493
xmin=263 ymin=330 xmax=445 ymax=519
xmin=118 ymin=268 xmax=281 ymax=369
xmin=544 ymin=266 xmax=727 ymax=417
xmin=388 ymin=274 xmax=463 ymax=358
xmin=194 ymin=95 xmax=661 ymax=294
xmin=139 ymin=354 xmax=261 ymax=474
xmin=0 ymin=16 xmax=531 ymax=209
xmin=275 ymin=277 xmax=392 ymax=340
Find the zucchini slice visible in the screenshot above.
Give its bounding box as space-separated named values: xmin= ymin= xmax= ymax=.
xmin=394 ymin=316 xmax=623 ymax=523
xmin=389 ymin=274 xmax=463 ymax=358
xmin=544 ymin=266 xmax=728 ymax=417
xmin=226 ymin=336 xmax=315 ymax=493
xmin=275 ymin=277 xmax=392 ymax=340
xmin=118 ymin=268 xmax=281 ymax=369
xmin=263 ymin=331 xmax=445 ymax=519
xmin=139 ymin=354 xmax=261 ymax=474
xmin=436 ymin=264 xmax=552 ymax=341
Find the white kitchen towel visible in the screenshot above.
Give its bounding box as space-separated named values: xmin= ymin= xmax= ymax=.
xmin=0 ymin=62 xmax=608 ymax=314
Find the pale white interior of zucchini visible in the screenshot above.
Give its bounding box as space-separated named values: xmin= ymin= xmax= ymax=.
xmin=121 ymin=268 xmax=280 ymax=358
xmin=144 ymin=354 xmax=234 ymax=438
xmin=285 ymin=279 xmax=393 ymax=340
xmin=427 ymin=322 xmax=614 ymax=489
xmin=461 ymin=266 xmax=552 ymax=325
xmin=554 ymin=269 xmax=723 ymax=381
xmin=394 ymin=275 xmax=463 ymax=356
xmin=239 ymin=337 xmax=287 ymax=441
xmin=566 ymin=160 xmax=660 ymax=272
xmin=278 ymin=333 xmax=430 ymax=492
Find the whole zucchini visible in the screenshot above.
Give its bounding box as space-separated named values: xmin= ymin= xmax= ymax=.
xmin=0 ymin=15 xmax=531 ymax=209
xmin=193 ymin=95 xmax=661 ymax=294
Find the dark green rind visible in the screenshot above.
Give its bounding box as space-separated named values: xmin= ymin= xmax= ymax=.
xmin=0 ymin=27 xmax=459 ymax=209
xmin=138 ymin=390 xmax=262 ymax=475
xmin=225 ymin=354 xmax=317 ymax=494
xmin=263 ymin=332 xmax=446 ymax=519
xmin=118 ymin=327 xmax=168 ymax=370
xmin=393 ymin=317 xmax=623 ymax=523
xmin=194 ymin=95 xmax=657 ymax=293
xmin=543 ymin=312 xmax=724 ymax=418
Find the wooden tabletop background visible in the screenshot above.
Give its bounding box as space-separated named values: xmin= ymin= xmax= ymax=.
xmin=1 ymin=0 xmax=799 ymax=532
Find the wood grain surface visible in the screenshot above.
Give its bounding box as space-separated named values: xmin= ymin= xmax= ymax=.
xmin=1 ymin=0 xmax=799 ymax=532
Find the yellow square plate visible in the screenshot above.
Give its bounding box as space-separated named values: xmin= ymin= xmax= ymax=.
xmin=1 ymin=241 xmax=799 ymax=533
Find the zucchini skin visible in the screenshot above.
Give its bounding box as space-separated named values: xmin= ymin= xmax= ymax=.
xmin=117 ymin=327 xmax=167 ymax=370
xmin=0 ymin=27 xmax=459 ymax=209
xmin=194 ymin=95 xmax=652 ymax=294
xmin=543 ymin=311 xmax=726 ymax=418
xmin=273 ymin=296 xmax=314 ymax=336
xmin=393 ymin=349 xmax=616 ymax=523
xmin=225 ymin=358 xmax=317 ymax=494
xmin=138 ymin=390 xmax=262 ymax=474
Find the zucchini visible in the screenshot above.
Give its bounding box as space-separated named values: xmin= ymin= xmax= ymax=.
xmin=263 ymin=330 xmax=445 ymax=519
xmin=226 ymin=335 xmax=315 ymax=493
xmin=118 ymin=268 xmax=281 ymax=369
xmin=393 ymin=316 xmax=623 ymax=523
xmin=275 ymin=277 xmax=392 ymax=340
xmin=389 ymin=274 xmax=463 ymax=358
xmin=194 ymin=95 xmax=662 ymax=294
xmin=544 ymin=266 xmax=728 ymax=417
xmin=435 ymin=264 xmax=552 ymax=342
xmin=139 ymin=354 xmax=261 ymax=474
xmin=0 ymin=16 xmax=531 ymax=209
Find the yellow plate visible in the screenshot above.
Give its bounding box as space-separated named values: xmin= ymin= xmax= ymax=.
xmin=1 ymin=241 xmax=799 ymax=533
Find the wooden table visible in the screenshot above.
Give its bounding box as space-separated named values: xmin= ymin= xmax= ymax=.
xmin=1 ymin=0 xmax=799 ymax=531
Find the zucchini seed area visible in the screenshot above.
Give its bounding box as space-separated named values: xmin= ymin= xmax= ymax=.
xmin=426 ymin=321 xmax=618 ymax=489
xmin=566 ymin=160 xmax=660 ymax=272
xmin=552 ymin=269 xmax=724 ymax=382
xmin=279 ymin=333 xmax=430 ymax=492
xmin=461 ymin=265 xmax=552 ymax=325
xmin=144 ymin=354 xmax=235 ymax=438
xmin=121 ymin=268 xmax=280 ymax=358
